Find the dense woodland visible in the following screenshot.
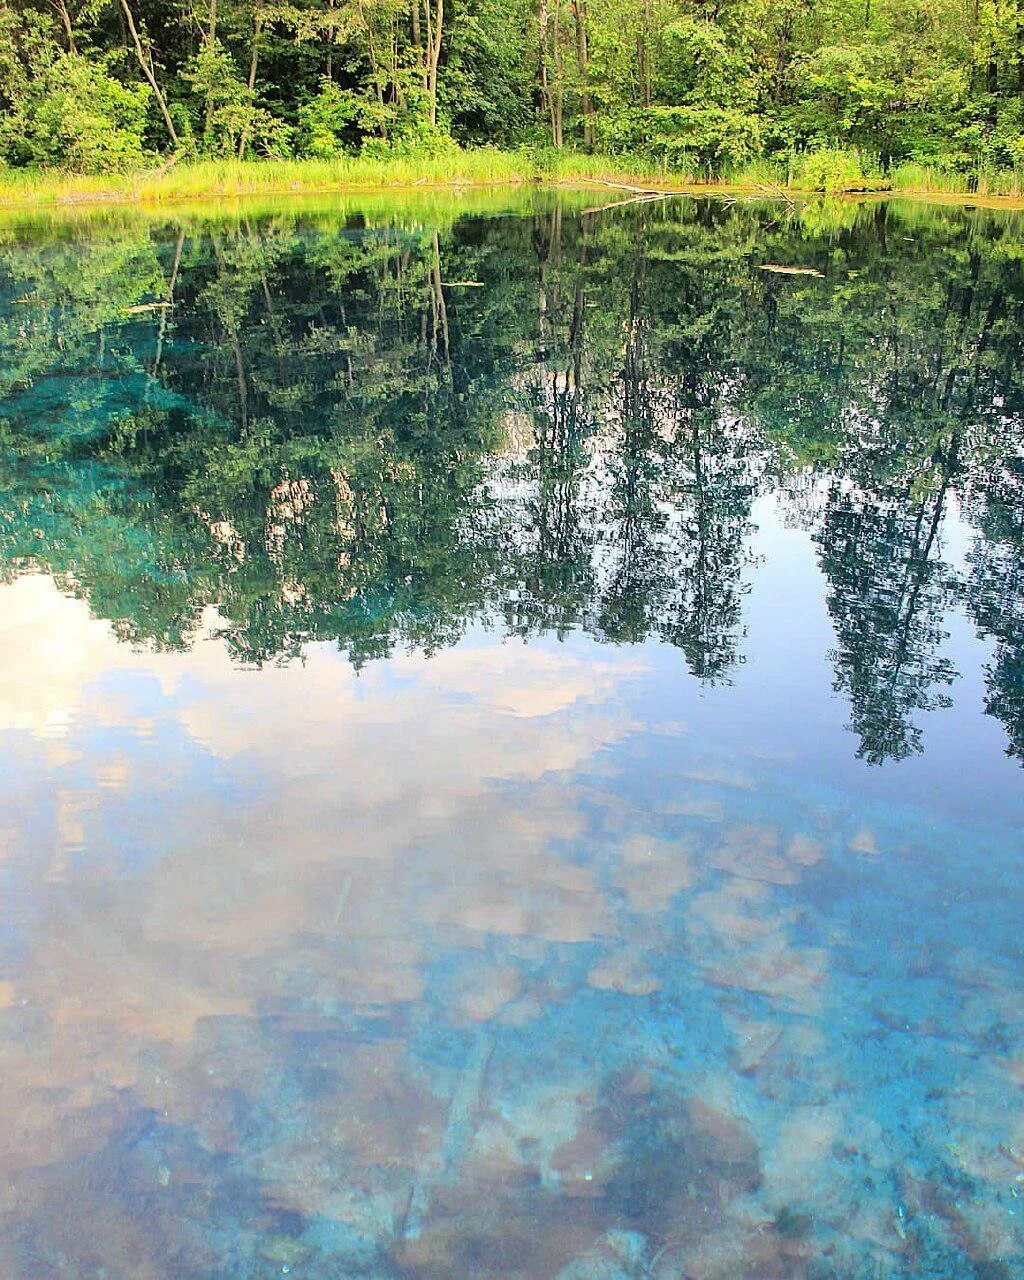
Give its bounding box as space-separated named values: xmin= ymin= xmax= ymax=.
xmin=1 ymin=0 xmax=1024 ymax=179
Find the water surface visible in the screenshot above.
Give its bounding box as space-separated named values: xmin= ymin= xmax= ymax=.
xmin=1 ymin=192 xmax=1023 ymax=1278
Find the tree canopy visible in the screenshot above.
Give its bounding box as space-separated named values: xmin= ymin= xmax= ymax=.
xmin=0 ymin=0 xmax=1023 ymax=178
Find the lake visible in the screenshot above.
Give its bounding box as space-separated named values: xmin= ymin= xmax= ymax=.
xmin=0 ymin=191 xmax=1022 ymax=1278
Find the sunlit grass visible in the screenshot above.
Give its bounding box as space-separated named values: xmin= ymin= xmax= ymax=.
xmin=890 ymin=162 xmax=1024 ymax=198
xmin=0 ymin=151 xmax=527 ymax=206
xmin=1 ymin=146 xmax=1022 ymax=211
xmin=0 ymin=150 xmax=694 ymax=209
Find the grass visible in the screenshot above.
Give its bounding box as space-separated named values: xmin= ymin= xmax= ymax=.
xmin=1 ymin=146 xmax=1022 ymax=211
xmin=0 ymin=149 xmax=690 ymax=210
xmin=889 ymin=161 xmax=1024 ymax=199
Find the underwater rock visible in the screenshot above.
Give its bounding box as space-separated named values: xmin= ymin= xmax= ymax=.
xmin=451 ymin=964 xmax=522 ymax=1023
xmin=999 ymin=1142 xmax=1024 ymax=1170
xmin=689 ymin=879 xmax=778 ymax=946
xmin=849 ymin=827 xmax=879 ymax=856
xmin=786 ymin=834 xmax=824 ymax=867
xmin=420 ymin=856 xmax=609 ymax=943
xmin=687 ymin=879 xmax=826 ymax=1011
xmin=596 ymin=1076 xmax=762 ymax=1252
xmin=258 ymin=1236 xmax=313 ymax=1267
xmin=464 ymin=1071 xmax=625 ymax=1204
xmin=612 ymin=835 xmax=696 ymax=913
xmin=683 ymin=1096 xmax=762 ymax=1175
xmin=396 ymin=1130 xmax=617 ymax=1280
xmin=721 ymin=946 xmax=826 ymax=1009
xmin=662 ymin=1208 xmax=814 ymax=1280
xmin=729 ymin=1019 xmax=784 ymax=1075
xmin=761 ymin=1104 xmax=840 ymax=1205
xmin=550 ymin=1122 xmax=616 ymax=1196
xmin=712 ymin=824 xmax=799 ymax=886
xmin=495 ymin=993 xmax=545 ymax=1027
xmin=902 ymin=1170 xmax=1024 ymax=1277
xmin=587 ymin=950 xmax=661 ymax=997
xmin=322 ymin=1039 xmax=447 ymax=1169
xmin=555 ymin=1228 xmax=651 ymax=1279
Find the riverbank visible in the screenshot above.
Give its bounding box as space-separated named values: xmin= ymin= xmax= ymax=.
xmin=1 ymin=150 xmax=1023 ymax=211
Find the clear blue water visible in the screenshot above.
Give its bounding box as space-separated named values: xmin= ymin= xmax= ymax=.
xmin=0 ymin=194 xmax=1022 ymax=1278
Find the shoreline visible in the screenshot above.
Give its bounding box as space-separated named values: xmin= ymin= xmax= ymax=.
xmin=2 ymin=158 xmax=1024 ymax=215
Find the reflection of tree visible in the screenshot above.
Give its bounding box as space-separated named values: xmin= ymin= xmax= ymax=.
xmin=814 ymin=329 xmax=971 ymax=764
xmin=3 ymin=200 xmax=1024 ymax=758
xmin=597 ymin=250 xmax=667 ymax=646
xmin=597 ymin=367 xmax=761 ymax=681
xmin=504 ymin=212 xmax=761 ymax=683
xmin=659 ymin=405 xmax=759 ymax=681
xmin=595 ymin=213 xmax=762 ymax=681
xmin=808 ymin=228 xmax=1023 ymax=763
xmin=817 ymin=475 xmax=958 ymax=763
xmin=506 ymin=208 xmax=598 ymax=639
xmin=963 ymin=441 xmax=1024 ymax=760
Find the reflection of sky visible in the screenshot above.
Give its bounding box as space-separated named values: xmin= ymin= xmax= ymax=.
xmin=0 ymin=494 xmax=1022 ymax=1277
xmin=648 ymin=495 xmax=1024 ymax=829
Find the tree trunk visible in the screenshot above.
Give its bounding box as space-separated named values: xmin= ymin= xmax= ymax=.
xmin=204 ymin=0 xmax=217 ymax=137
xmin=54 ymin=0 xmax=77 ymax=54
xmin=118 ymin=0 xmax=179 ymax=147
xmin=356 ymin=1 xmax=388 ymax=134
xmin=424 ymin=0 xmax=443 ymax=128
xmin=638 ymin=0 xmax=652 ymax=108
xmin=238 ymin=11 xmax=262 ymax=158
xmin=570 ymin=0 xmax=593 ymax=148
xmin=411 ymin=0 xmax=426 ymax=91
xmin=539 ymin=0 xmax=564 ymax=146
xmin=429 ymin=230 xmax=449 ymax=361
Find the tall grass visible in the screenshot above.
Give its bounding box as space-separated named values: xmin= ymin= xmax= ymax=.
xmin=1 ymin=145 xmax=1022 ymax=211
xmin=890 ymin=161 xmax=1024 ymax=198
xmin=0 ymin=150 xmax=528 ymax=206
xmin=0 ymin=149 xmax=701 ymax=209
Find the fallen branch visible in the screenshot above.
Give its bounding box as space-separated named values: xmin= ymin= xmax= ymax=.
xmin=581 ymin=190 xmax=678 ymax=215
xmin=760 ymin=264 xmax=824 ymax=277
xmin=749 ymin=179 xmax=798 ymax=210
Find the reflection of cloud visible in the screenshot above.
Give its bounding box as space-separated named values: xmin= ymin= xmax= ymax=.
xmin=401 ymin=641 xmax=645 ymax=719
xmin=0 ymin=572 xmax=645 ymax=1191
xmin=0 ymin=574 xmax=1018 ymax=1280
xmin=0 ymin=575 xmax=120 ymax=736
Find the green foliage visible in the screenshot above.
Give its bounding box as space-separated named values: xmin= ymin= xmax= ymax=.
xmin=439 ymin=0 xmax=535 ymax=144
xmin=791 ymin=147 xmax=888 ymax=192
xmin=2 ymin=53 xmax=150 ymax=172
xmin=596 ymin=105 xmax=761 ymax=171
xmin=361 ymin=128 xmax=460 ymax=160
xmin=183 ymin=40 xmax=291 ymax=159
xmin=0 ymin=0 xmax=1021 ymax=181
xmin=658 ymin=17 xmax=757 ymax=113
xmin=297 ymin=80 xmax=360 ymax=158
xmin=792 ymin=46 xmax=893 ymax=145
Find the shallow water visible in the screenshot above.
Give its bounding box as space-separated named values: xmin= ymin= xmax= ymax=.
xmin=0 ymin=193 xmax=1023 ymax=1278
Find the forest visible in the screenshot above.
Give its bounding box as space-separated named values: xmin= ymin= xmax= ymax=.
xmin=1 ymin=0 xmax=1024 ymax=188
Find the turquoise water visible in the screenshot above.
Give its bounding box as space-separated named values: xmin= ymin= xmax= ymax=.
xmin=0 ymin=194 xmax=1022 ymax=1278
